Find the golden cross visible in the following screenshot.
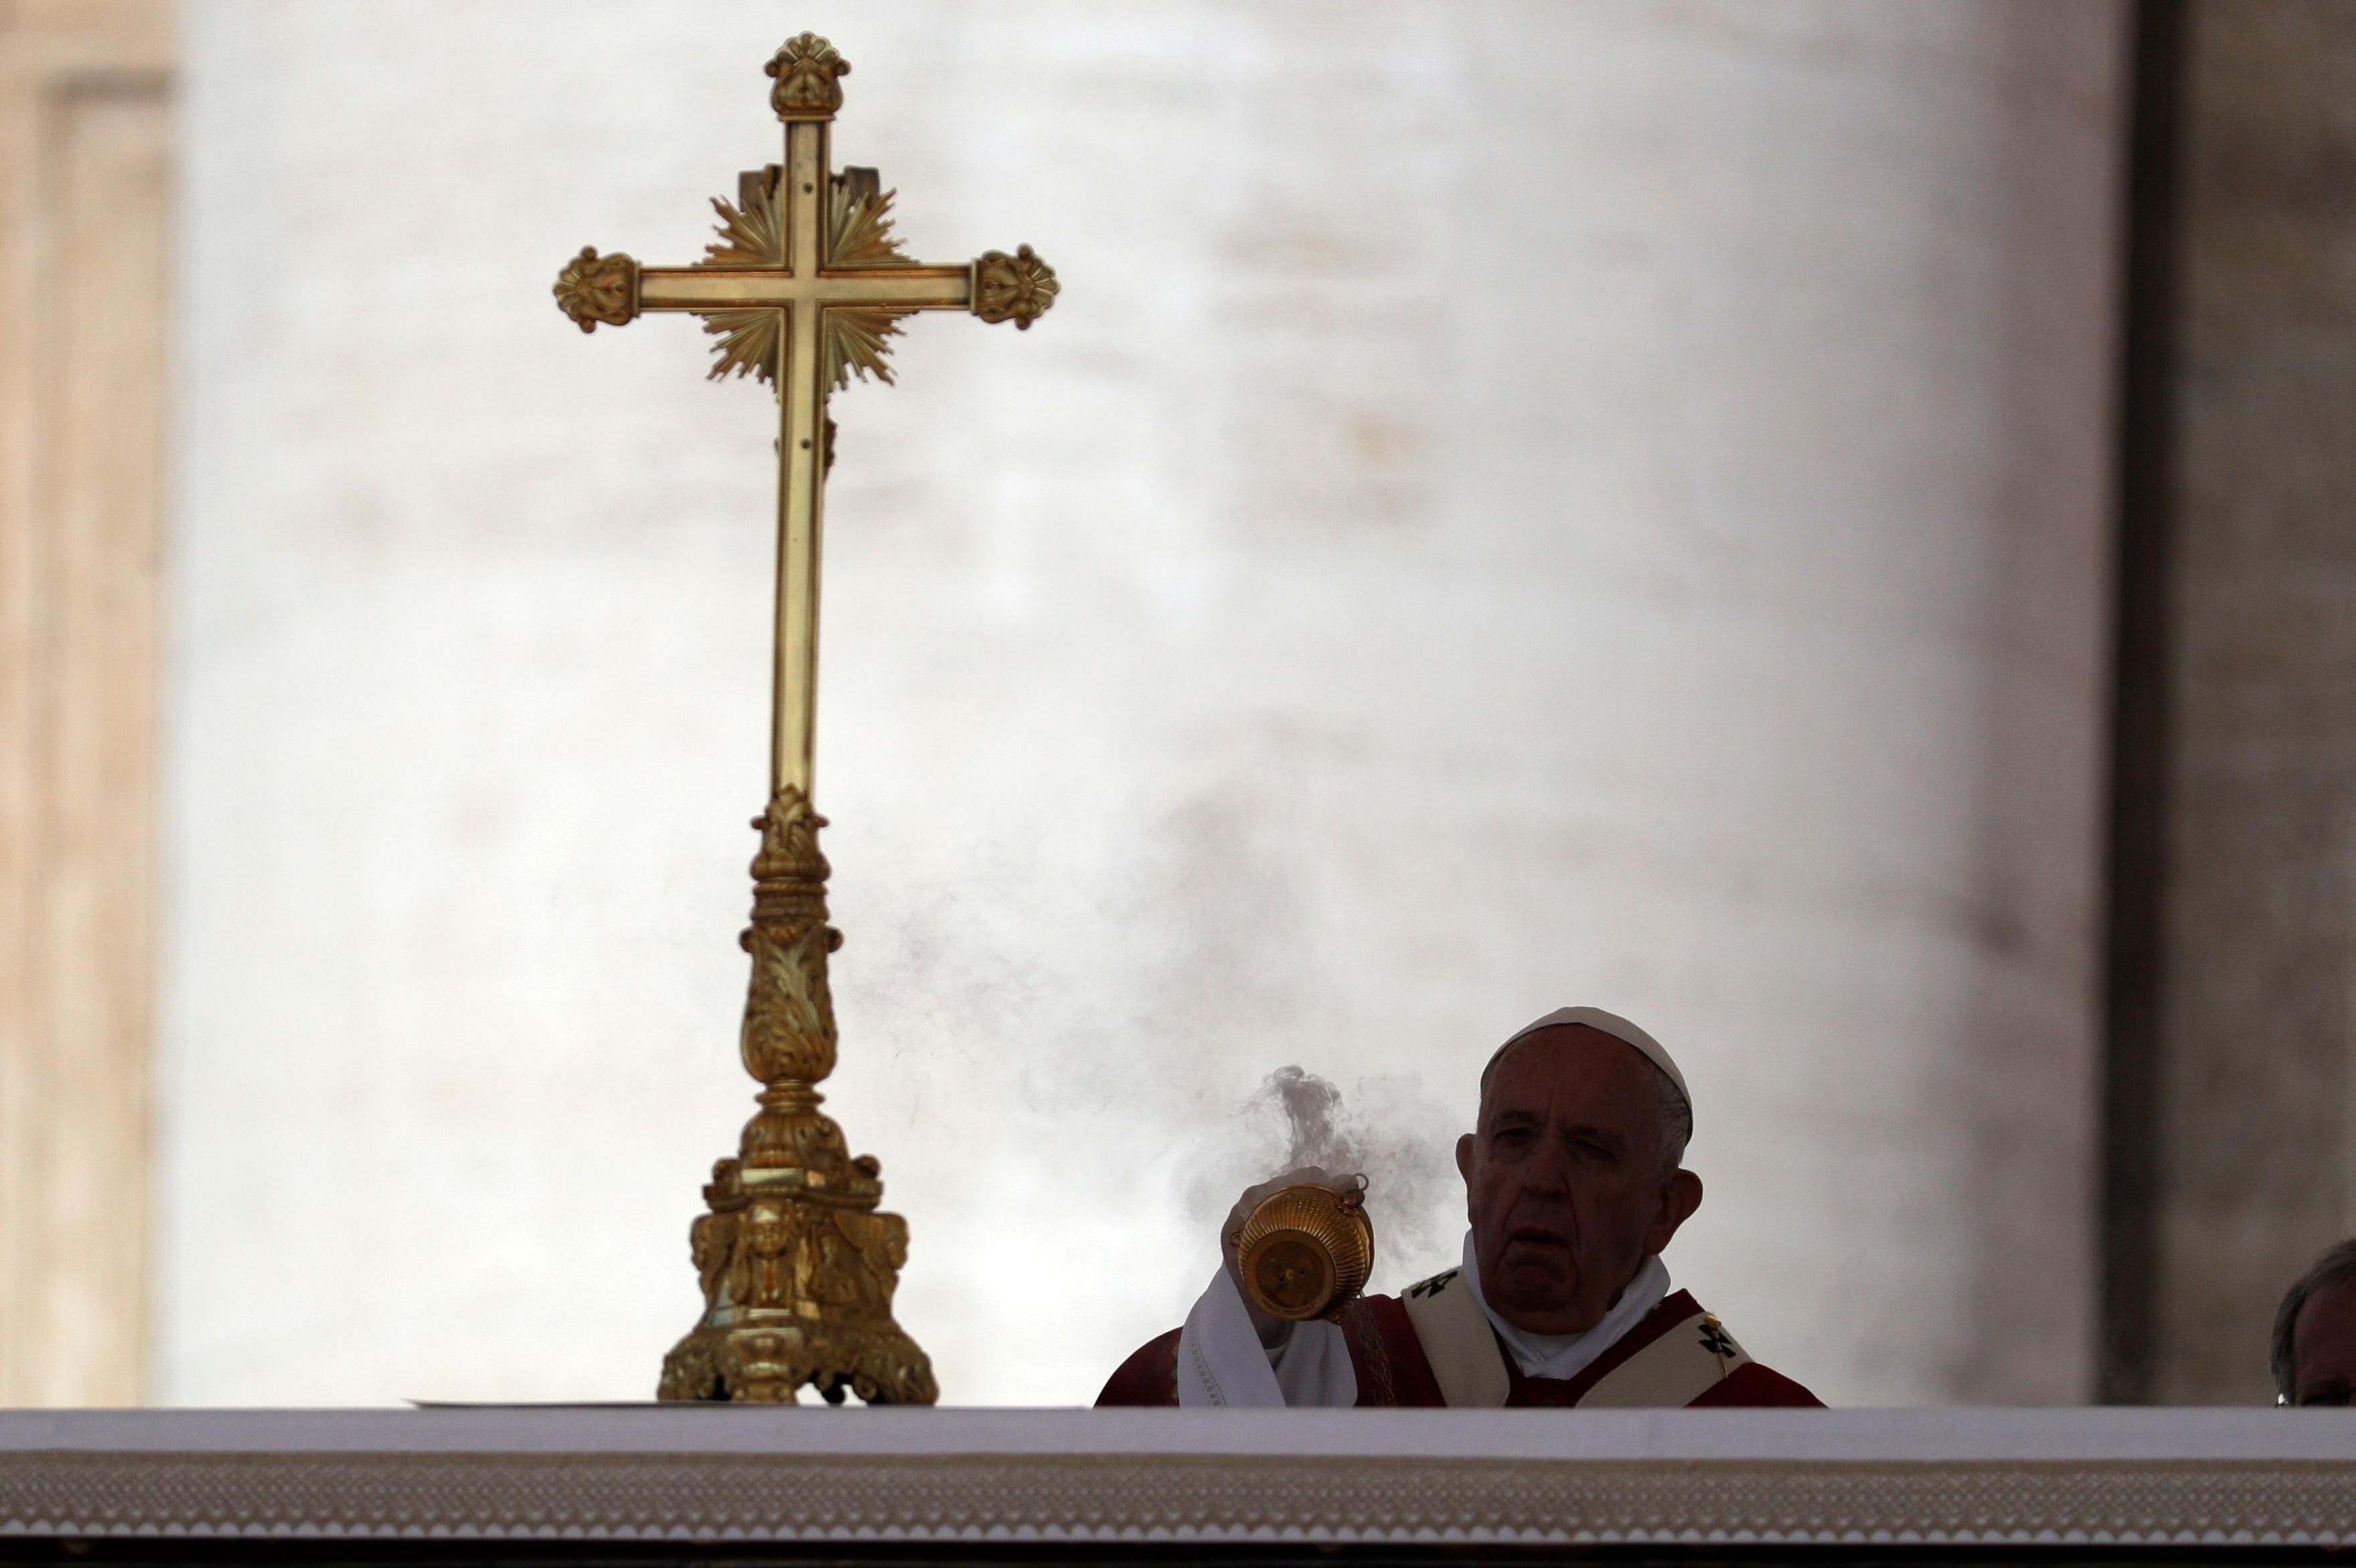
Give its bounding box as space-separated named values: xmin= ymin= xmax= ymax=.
xmin=550 ymin=33 xmax=1057 ymax=1406
xmin=554 ymin=31 xmax=1056 ymax=799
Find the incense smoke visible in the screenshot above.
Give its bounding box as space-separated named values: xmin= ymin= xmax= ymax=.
xmin=1261 ymin=1064 xmax=1366 ymax=1173
xmin=1218 ymin=1063 xmax=1459 ymax=1290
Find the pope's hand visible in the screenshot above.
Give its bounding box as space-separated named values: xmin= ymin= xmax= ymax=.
xmin=1222 ymin=1165 xmax=1364 ymax=1347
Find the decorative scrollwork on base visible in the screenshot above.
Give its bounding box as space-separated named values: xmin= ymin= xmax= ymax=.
xmin=658 ymin=792 xmax=936 ymax=1406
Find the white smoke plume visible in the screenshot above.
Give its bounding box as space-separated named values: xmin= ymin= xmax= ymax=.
xmin=1184 ymin=1064 xmax=1461 ymax=1294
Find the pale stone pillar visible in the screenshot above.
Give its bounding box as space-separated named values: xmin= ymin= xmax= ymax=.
xmin=0 ymin=0 xmax=174 ymax=1406
xmin=165 ymin=2 xmax=2125 ymax=1406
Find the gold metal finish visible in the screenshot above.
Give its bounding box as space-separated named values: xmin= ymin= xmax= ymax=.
xmin=656 ymin=789 xmax=933 ymax=1405
xmin=973 ymin=245 xmax=1061 ymax=330
xmin=1233 ymin=1184 xmax=1376 ymax=1323
xmin=554 ymin=33 xmax=1058 ymax=1404
xmin=552 ymin=247 xmax=638 ymax=332
xmin=766 ymin=31 xmax=849 ymax=121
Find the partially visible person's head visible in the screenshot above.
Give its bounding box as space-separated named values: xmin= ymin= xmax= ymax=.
xmin=2273 ymin=1240 xmax=2356 ymax=1405
xmin=1455 ymin=1014 xmax=1701 ymax=1337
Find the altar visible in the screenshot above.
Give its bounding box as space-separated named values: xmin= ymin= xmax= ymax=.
xmin=4 ymin=1408 xmax=2353 ymax=1562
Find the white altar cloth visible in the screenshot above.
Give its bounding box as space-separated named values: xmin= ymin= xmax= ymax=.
xmin=3 ymin=1407 xmax=2354 ymax=1550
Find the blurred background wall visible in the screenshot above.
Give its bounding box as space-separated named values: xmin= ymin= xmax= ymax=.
xmin=0 ymin=0 xmax=173 ymax=1406
xmin=152 ymin=0 xmax=2124 ymax=1407
xmin=0 ymin=0 xmax=2343 ymax=1410
xmin=2101 ymin=0 xmax=2356 ymax=1405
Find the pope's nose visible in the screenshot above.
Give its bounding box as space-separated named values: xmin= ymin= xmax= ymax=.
xmin=1516 ymin=1139 xmax=1574 ymax=1198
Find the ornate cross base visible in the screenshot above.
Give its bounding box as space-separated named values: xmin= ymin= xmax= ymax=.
xmin=656 ymin=790 xmax=936 ymax=1405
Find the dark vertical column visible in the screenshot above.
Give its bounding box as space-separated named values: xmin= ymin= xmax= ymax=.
xmin=2103 ymin=0 xmax=2356 ymax=1404
xmin=2098 ymin=0 xmax=2185 ymax=1408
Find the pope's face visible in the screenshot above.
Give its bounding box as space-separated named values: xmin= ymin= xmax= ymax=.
xmin=1455 ymin=1026 xmax=1703 ymax=1336
xmin=2291 ymin=1276 xmax=2356 ymax=1404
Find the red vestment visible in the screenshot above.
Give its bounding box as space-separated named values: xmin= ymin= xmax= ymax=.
xmin=1096 ymin=1287 xmax=1822 ymax=1408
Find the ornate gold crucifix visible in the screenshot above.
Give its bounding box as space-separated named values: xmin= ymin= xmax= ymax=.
xmin=553 ymin=33 xmax=1057 ymax=1405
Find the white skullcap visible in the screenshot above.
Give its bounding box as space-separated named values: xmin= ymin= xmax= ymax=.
xmin=1481 ymin=1006 xmax=1691 ymax=1119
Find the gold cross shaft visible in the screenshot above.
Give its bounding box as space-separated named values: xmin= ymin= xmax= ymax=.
xmin=550 ymin=32 xmax=1057 ymax=1406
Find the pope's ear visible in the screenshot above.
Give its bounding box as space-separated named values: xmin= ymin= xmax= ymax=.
xmin=1648 ymin=1168 xmax=1703 ymax=1254
xmin=1455 ymin=1132 xmax=1474 ymax=1186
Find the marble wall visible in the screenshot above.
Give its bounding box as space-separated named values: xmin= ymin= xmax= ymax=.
xmin=161 ymin=1 xmax=2126 ymax=1406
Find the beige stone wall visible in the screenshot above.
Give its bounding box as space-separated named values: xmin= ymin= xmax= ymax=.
xmin=2135 ymin=0 xmax=2356 ymax=1404
xmin=0 ymin=0 xmax=174 ymax=1406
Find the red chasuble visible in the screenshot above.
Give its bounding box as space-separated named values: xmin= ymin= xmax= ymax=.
xmin=1097 ymin=1272 xmax=1821 ymax=1408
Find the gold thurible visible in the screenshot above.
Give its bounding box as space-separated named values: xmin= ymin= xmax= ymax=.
xmin=553 ymin=31 xmax=1057 ymax=1404
xmin=1234 ymin=1183 xmax=1377 ymax=1323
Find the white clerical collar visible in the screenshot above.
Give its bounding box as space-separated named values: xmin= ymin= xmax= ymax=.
xmin=1459 ymin=1230 xmax=1671 ymax=1382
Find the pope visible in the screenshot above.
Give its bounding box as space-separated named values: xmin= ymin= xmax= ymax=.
xmin=1099 ymin=1007 xmax=1822 ymax=1408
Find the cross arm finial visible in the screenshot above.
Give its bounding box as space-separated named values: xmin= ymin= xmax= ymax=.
xmin=552 ymin=29 xmax=1060 ymax=343
xmin=973 ymin=244 xmax=1060 ymax=330
xmin=554 ymin=245 xmax=639 ymax=332
xmin=767 ymin=33 xmax=848 ymax=122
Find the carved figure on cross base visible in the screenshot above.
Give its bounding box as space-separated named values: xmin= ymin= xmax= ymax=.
xmin=554 ymin=32 xmax=1058 ymax=1404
